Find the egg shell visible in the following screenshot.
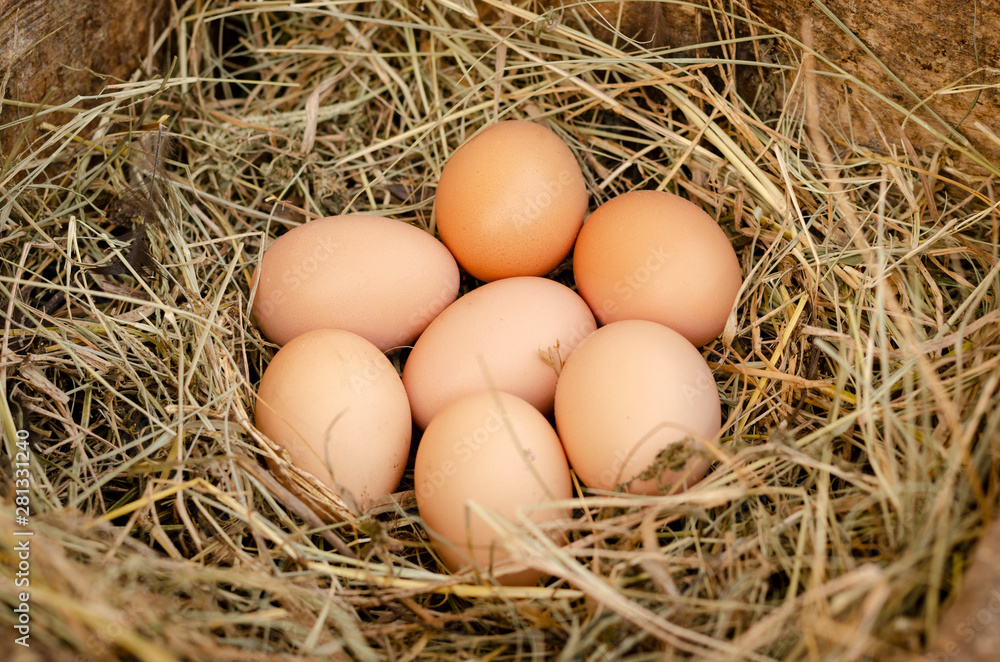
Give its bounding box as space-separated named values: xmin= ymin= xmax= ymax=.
xmin=554 ymin=319 xmax=720 ymax=495
xmin=254 ymin=328 xmax=411 ymax=511
xmin=402 ymin=276 xmax=597 ymax=429
xmin=572 ymin=190 xmax=742 ymax=347
xmin=414 ymin=390 xmax=573 ymax=585
xmin=434 ymin=120 xmax=588 ymax=281
xmin=251 ymin=214 xmax=460 ymax=351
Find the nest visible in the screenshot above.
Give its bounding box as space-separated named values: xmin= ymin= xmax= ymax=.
xmin=2 ymin=1 xmax=998 ymax=660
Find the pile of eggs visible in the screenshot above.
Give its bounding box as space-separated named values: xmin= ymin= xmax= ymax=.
xmin=250 ymin=120 xmax=742 ymax=584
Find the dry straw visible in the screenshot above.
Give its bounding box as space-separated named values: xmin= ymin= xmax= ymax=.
xmin=2 ymin=1 xmax=998 ymax=660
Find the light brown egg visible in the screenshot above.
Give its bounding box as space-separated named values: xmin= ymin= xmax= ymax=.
xmin=554 ymin=319 xmax=720 ymax=495
xmin=254 ymin=328 xmax=411 ymax=511
xmin=414 ymin=390 xmax=573 ymax=585
xmin=434 ymin=120 xmax=588 ymax=281
xmin=401 ymin=276 xmax=596 ymax=429
xmin=251 ymin=214 xmax=459 ymax=351
xmin=572 ymin=190 xmax=742 ymax=347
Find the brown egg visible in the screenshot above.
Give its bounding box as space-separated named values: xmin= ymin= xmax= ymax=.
xmin=554 ymin=319 xmax=720 ymax=495
xmin=251 ymin=214 xmax=459 ymax=350
xmin=414 ymin=390 xmax=573 ymax=585
xmin=434 ymin=120 xmax=588 ymax=281
xmin=572 ymin=190 xmax=742 ymax=347
xmin=401 ymin=276 xmax=596 ymax=429
xmin=254 ymin=328 xmax=411 ymax=511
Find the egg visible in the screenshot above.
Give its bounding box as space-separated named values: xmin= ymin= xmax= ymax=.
xmin=254 ymin=328 xmax=411 ymax=511
xmin=554 ymin=319 xmax=721 ymax=495
xmin=434 ymin=120 xmax=588 ymax=281
xmin=572 ymin=190 xmax=742 ymax=347
xmin=402 ymin=276 xmax=596 ymax=429
xmin=251 ymin=214 xmax=460 ymax=351
xmin=414 ymin=390 xmax=573 ymax=585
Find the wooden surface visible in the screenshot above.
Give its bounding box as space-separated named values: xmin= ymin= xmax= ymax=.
xmin=4 ymin=0 xmax=996 ymax=164
xmin=758 ymin=0 xmax=1000 ymax=167
xmin=0 ymin=0 xmax=165 ymax=153
xmin=555 ymin=0 xmax=1000 ymax=167
xmin=556 ymin=0 xmax=672 ymax=50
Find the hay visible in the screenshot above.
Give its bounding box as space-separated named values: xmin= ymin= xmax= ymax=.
xmin=2 ymin=0 xmax=998 ymax=660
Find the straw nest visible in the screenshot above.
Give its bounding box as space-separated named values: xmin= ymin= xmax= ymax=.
xmin=2 ymin=1 xmax=998 ymax=660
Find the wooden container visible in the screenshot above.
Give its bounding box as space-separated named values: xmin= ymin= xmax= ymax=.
xmin=0 ymin=0 xmax=166 ymax=153
xmin=557 ymin=0 xmax=1000 ymax=167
